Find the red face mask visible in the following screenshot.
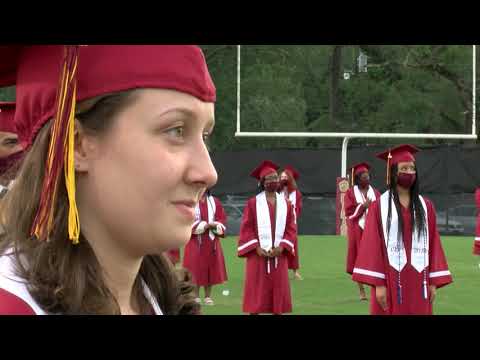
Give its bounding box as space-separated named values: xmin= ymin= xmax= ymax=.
xmin=280 ymin=179 xmax=288 ymax=188
xmin=265 ymin=181 xmax=280 ymax=193
xmin=397 ymin=173 xmax=416 ymax=189
xmin=359 ymin=178 xmax=370 ymax=189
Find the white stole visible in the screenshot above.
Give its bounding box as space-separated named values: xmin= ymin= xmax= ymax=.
xmin=206 ymin=196 xmax=216 ymax=240
xmin=380 ymin=191 xmax=429 ymax=273
xmin=256 ymin=192 xmax=287 ymax=273
xmin=353 ymin=185 xmax=377 ymax=229
xmin=193 ymin=196 xmax=225 ymax=241
xmin=288 ymin=191 xmax=297 ymax=224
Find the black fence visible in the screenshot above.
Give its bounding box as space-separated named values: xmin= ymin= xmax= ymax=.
xmin=220 ymin=194 xmax=477 ymax=237
xmin=212 ymin=145 xmax=480 ymax=237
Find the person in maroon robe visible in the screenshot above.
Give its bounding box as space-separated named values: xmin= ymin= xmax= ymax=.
xmin=279 ymin=165 xmax=303 ymax=280
xmin=344 ymin=162 xmax=381 ymax=301
xmin=183 ymin=190 xmax=228 ymax=305
xmin=0 ymin=45 xmax=217 ymax=315
xmin=473 ymin=188 xmax=480 ymax=256
xmin=238 ymin=160 xmax=297 ymax=315
xmin=0 ymin=102 xmax=24 ymax=193
xmin=352 ymin=145 xmax=452 ymax=315
xmin=165 ymin=249 xmax=181 ymax=266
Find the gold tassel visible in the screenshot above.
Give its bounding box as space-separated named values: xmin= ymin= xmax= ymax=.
xmin=65 ymin=86 xmax=80 ymax=244
xmin=386 ymin=151 xmax=393 ymax=186
xmin=64 ymin=54 xmax=80 ymax=244
xmin=31 ymin=46 xmax=80 ymax=244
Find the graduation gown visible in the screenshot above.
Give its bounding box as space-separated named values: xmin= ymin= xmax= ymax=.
xmin=345 ymin=185 xmax=381 ymax=275
xmin=284 ymin=189 xmax=302 ymax=270
xmin=165 ymin=249 xmax=180 ymax=265
xmin=352 ymin=194 xmax=452 ymax=315
xmin=474 ymin=189 xmax=480 ymax=256
xmin=237 ymin=192 xmax=296 ymax=314
xmin=0 ymin=250 xmax=163 ymax=315
xmin=183 ymin=196 xmax=228 ymax=287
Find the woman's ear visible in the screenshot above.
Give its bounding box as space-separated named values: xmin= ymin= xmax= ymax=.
xmin=74 ymin=120 xmax=98 ymax=173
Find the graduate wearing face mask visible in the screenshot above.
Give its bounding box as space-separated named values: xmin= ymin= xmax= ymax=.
xmin=352 ymin=145 xmax=452 ymax=315
xmin=279 ymin=165 xmax=304 ymax=281
xmin=345 ymin=162 xmax=381 ymax=301
xmin=237 ymin=160 xmax=297 ymax=315
xmin=0 ymin=102 xmax=24 ymax=195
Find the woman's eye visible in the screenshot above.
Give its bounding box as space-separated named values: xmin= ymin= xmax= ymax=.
xmin=203 ymin=132 xmax=212 ymax=150
xmin=2 ymin=138 xmax=18 ymax=147
xmin=165 ymin=127 xmax=184 ymax=139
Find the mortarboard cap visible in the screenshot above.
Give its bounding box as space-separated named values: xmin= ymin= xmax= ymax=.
xmin=283 ymin=165 xmax=300 ymax=181
xmin=250 ymin=160 xmax=280 ymax=180
xmin=348 ymin=162 xmax=371 ymax=187
xmin=376 ymin=144 xmax=420 ymax=185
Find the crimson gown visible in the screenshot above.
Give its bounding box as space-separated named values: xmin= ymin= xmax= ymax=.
xmin=352 ymin=196 xmax=452 ymax=315
xmin=165 ymin=249 xmax=180 ymax=265
xmin=237 ymin=194 xmax=297 ymax=314
xmin=345 ymin=186 xmax=381 ymax=275
xmin=286 ymin=189 xmax=303 ymax=270
xmin=183 ymin=196 xmax=228 ymax=287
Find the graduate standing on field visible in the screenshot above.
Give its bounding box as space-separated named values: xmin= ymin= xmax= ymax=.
xmin=183 ymin=189 xmax=228 ymax=306
xmin=352 ymin=145 xmax=452 ymax=315
xmin=238 ymin=161 xmax=297 ymax=315
xmin=279 ymin=165 xmax=303 ymax=280
xmin=344 ymin=162 xmax=381 ymax=301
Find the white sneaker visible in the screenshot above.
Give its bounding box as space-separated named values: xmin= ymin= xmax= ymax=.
xmin=204 ymin=297 xmax=215 ymax=306
xmin=194 ymin=297 xmax=201 ymax=304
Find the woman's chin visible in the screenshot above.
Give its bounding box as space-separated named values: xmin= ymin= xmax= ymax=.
xmin=164 ymin=231 xmax=191 ymax=249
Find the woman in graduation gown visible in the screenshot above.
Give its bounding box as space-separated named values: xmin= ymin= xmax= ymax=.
xmin=165 ymin=249 xmax=181 ymax=266
xmin=279 ymin=165 xmax=303 ymax=280
xmin=352 ymin=145 xmax=452 ymax=315
xmin=0 ymin=45 xmax=217 ymax=315
xmin=0 ymin=102 xmax=24 ymax=194
xmin=183 ymin=190 xmax=228 ymax=305
xmin=344 ymin=162 xmax=381 ymax=301
xmin=238 ymin=161 xmax=297 ymax=315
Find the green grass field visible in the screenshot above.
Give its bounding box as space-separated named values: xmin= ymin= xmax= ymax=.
xmin=190 ymin=235 xmax=480 ymax=315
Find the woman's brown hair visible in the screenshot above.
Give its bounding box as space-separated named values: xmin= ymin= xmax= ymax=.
xmin=0 ymin=90 xmax=200 ymax=315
